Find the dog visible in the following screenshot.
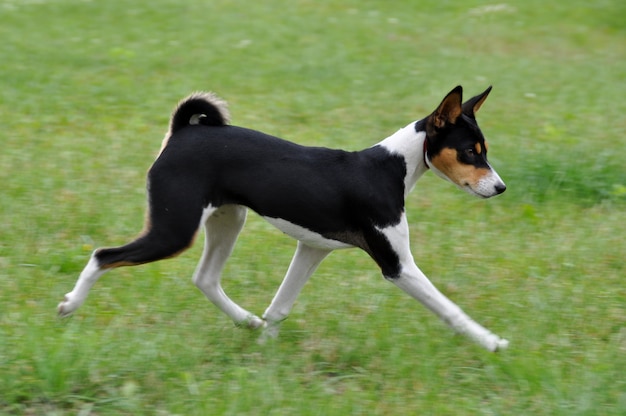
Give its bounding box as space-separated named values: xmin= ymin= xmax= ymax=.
xmin=58 ymin=86 xmax=508 ymax=351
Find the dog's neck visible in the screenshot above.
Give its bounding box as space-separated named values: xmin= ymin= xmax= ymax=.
xmin=377 ymin=121 xmax=430 ymax=196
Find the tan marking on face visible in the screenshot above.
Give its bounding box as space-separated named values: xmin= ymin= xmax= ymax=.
xmin=430 ymin=148 xmax=492 ymax=189
xmin=484 ymin=140 xmax=489 ymax=152
xmin=475 ymin=142 xmax=482 ymax=154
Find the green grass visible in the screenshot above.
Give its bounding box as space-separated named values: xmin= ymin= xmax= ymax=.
xmin=1 ymin=0 xmax=625 ymax=414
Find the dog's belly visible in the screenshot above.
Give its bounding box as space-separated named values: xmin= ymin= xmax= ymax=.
xmin=263 ymin=217 xmax=353 ymax=250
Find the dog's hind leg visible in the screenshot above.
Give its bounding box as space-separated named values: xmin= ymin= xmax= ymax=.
xmin=58 ymin=185 xmax=206 ymax=316
xmin=57 ymin=253 xmax=108 ymax=316
xmin=58 ymin=218 xmax=203 ymax=317
xmin=192 ymin=205 xmax=264 ymax=328
xmin=260 ymin=242 xmax=331 ymax=341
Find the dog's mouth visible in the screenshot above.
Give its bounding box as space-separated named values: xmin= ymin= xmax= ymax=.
xmin=461 ymin=167 xmax=507 ymax=199
xmin=463 ymin=184 xmax=490 ymax=199
xmin=463 ymin=181 xmax=506 ymax=199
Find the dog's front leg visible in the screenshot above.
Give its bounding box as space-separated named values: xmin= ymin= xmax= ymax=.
xmin=390 ymin=263 xmax=509 ymax=352
xmin=376 ymin=215 xmax=508 ymax=352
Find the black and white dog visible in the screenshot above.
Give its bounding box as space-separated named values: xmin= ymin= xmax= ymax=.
xmin=59 ymin=86 xmax=509 ymax=351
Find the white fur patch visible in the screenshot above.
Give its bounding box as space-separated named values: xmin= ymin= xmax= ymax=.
xmin=263 ymin=217 xmax=353 ymax=250
xmin=474 ymin=169 xmax=505 ymax=197
xmin=377 ymin=122 xmax=429 ymax=195
xmin=57 ymin=253 xmax=107 ymax=316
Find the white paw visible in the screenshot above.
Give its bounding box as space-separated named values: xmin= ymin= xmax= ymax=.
xmin=57 ymin=294 xmax=78 ymax=317
xmin=495 ymin=338 xmax=509 ymax=351
xmin=237 ymin=314 xmax=265 ymax=330
xmin=486 ymin=335 xmax=509 ymax=352
xmin=246 ymin=315 xmax=265 ymax=330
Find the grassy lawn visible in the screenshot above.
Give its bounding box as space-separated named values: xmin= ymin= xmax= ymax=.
xmin=1 ymin=0 xmax=625 ymax=414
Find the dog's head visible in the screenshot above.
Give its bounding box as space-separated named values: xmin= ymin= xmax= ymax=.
xmin=424 ymin=86 xmax=506 ymax=198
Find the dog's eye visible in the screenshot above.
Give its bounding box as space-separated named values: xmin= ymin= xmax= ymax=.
xmin=464 ymin=148 xmax=475 ymax=156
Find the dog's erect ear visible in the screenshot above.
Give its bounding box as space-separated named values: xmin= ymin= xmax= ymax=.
xmin=462 ymin=86 xmax=492 ymax=118
xmin=431 ymin=86 xmax=463 ymax=128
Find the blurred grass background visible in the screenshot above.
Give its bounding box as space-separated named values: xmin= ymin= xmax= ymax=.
xmin=1 ymin=0 xmax=625 ymax=414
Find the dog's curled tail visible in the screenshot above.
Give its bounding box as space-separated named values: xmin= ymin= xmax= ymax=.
xmin=168 ymin=92 xmax=231 ymax=135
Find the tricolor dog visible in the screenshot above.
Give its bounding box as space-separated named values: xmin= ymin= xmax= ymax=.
xmin=58 ymin=86 xmax=509 ymax=351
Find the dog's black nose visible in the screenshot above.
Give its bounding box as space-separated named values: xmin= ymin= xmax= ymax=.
xmin=495 ymin=183 xmax=507 ymax=194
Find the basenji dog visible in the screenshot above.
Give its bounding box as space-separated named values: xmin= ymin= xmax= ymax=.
xmin=58 ymin=86 xmax=508 ymax=351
